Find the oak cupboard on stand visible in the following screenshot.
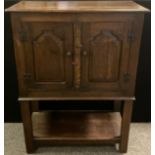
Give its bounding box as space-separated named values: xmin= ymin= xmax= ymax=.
xmin=5 ymin=1 xmax=149 ymax=153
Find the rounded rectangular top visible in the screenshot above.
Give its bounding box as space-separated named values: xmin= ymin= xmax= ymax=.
xmin=5 ymin=1 xmax=149 ymax=13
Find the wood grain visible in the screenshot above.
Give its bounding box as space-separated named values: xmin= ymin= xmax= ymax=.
xmin=10 ymin=11 xmax=146 ymax=97
xmin=73 ymin=23 xmax=81 ymax=89
xmin=20 ymin=101 xmax=35 ymax=153
xmin=119 ymin=100 xmax=133 ymax=153
xmin=7 ymin=1 xmax=148 ymax=153
xmin=32 ymin=111 xmax=121 ymax=144
xmin=5 ymin=1 xmax=149 ymax=12
xmin=81 ymin=22 xmax=129 ymax=91
xmin=18 ymin=95 xmax=135 ymax=101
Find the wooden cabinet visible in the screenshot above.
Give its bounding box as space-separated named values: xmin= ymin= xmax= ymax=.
xmin=6 ymin=1 xmax=149 ymax=154
xmin=81 ymin=22 xmax=131 ymax=91
xmin=11 ymin=13 xmax=144 ymax=97
xmin=21 ymin=22 xmax=73 ymax=91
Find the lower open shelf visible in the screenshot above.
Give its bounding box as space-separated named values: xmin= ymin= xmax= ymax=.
xmin=32 ymin=111 xmax=121 ymax=145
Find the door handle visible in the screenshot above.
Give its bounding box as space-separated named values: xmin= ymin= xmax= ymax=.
xmin=82 ymin=51 xmax=87 ymax=56
xmin=66 ymin=51 xmax=72 ymax=56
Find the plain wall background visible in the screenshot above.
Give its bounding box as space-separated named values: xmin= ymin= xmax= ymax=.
xmin=4 ymin=0 xmax=151 ymax=122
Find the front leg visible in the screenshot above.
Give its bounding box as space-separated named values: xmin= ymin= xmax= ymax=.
xmin=119 ymin=100 xmax=133 ymax=153
xmin=20 ymin=101 xmax=35 ymax=153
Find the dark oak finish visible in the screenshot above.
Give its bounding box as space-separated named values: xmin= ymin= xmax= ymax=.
xmin=32 ymin=111 xmax=121 ymax=144
xmin=5 ymin=1 xmax=149 ymax=12
xmin=10 ymin=12 xmax=145 ymax=98
xmin=120 ymin=101 xmax=133 ymax=153
xmin=6 ymin=1 xmax=149 ymax=153
xmin=20 ymin=101 xmax=35 ymax=153
xmin=81 ymin=21 xmax=132 ymax=91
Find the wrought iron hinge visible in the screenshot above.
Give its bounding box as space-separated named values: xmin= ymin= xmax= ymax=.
xmin=128 ymin=32 xmax=135 ymax=42
xmin=24 ymin=73 xmax=31 ymax=83
xmin=19 ymin=31 xmax=27 ymax=42
xmin=123 ymin=73 xmax=130 ymax=82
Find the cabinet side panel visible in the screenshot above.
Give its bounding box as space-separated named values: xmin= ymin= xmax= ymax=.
xmin=128 ymin=13 xmax=145 ymax=96
xmin=11 ymin=13 xmax=26 ymax=96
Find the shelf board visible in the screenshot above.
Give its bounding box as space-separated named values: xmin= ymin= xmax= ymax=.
xmin=32 ymin=111 xmax=121 ymax=145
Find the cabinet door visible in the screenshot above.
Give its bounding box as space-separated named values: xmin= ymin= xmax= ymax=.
xmin=81 ymin=22 xmax=131 ymax=92
xmin=21 ymin=22 xmax=73 ymax=92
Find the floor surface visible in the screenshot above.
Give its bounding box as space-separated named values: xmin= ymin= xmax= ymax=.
xmin=5 ymin=123 xmax=150 ymax=155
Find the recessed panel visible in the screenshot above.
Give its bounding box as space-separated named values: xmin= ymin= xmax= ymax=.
xmin=89 ymin=31 xmax=121 ymax=82
xmin=33 ymin=30 xmax=65 ymax=82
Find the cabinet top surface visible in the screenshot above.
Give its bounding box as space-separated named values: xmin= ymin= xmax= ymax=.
xmin=5 ymin=1 xmax=149 ymax=13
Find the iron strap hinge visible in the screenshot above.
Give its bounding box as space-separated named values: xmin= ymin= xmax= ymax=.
xmin=123 ymin=73 xmax=130 ymax=83
xmin=128 ymin=32 xmax=135 ymax=42
xmin=19 ymin=31 xmax=28 ymax=42
xmin=23 ymin=73 xmax=31 ymax=81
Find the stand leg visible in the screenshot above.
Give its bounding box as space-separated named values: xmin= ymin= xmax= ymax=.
xmin=119 ymin=100 xmax=133 ymax=153
xmin=114 ymin=100 xmax=122 ymax=112
xmin=31 ymin=101 xmax=39 ymax=112
xmin=20 ymin=101 xmax=35 ymax=153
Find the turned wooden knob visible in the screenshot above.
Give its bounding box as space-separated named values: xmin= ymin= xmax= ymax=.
xmin=66 ymin=51 xmax=72 ymax=56
xmin=83 ymin=51 xmax=87 ymax=56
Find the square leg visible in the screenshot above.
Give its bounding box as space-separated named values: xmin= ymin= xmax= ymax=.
xmin=119 ymin=100 xmax=133 ymax=153
xmin=20 ymin=101 xmax=35 ymax=153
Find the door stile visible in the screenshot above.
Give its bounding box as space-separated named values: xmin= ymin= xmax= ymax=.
xmin=73 ymin=23 xmax=81 ymax=89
